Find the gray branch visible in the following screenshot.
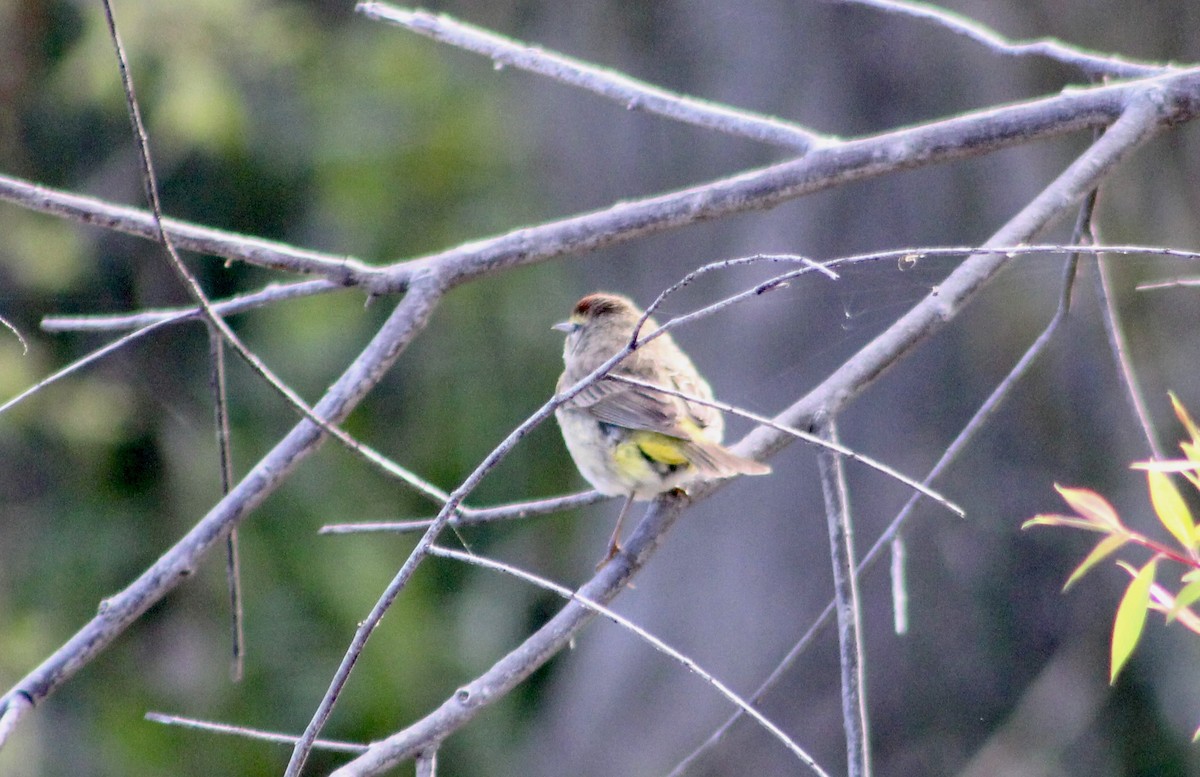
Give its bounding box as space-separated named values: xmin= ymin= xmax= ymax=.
xmin=358 ymin=2 xmax=835 ymax=152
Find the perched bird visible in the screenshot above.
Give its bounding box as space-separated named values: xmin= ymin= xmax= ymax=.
xmin=553 ymin=292 xmax=770 ymax=562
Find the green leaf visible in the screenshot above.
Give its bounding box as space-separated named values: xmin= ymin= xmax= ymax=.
xmin=1148 ymin=470 xmax=1195 ymax=550
xmin=1064 ymin=534 xmax=1127 ymax=591
xmin=1111 ymin=560 xmax=1157 ymax=684
xmin=1168 ymin=579 xmax=1200 ymax=622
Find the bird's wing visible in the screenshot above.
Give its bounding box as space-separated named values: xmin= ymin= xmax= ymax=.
xmin=566 ymin=377 xmax=686 ymax=437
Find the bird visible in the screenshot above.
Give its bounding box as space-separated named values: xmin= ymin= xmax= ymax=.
xmin=552 ymin=292 xmax=770 ymax=563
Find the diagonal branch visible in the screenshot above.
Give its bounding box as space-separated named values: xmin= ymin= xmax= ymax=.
xmin=830 ymin=0 xmax=1183 ymax=78
xmin=358 ymin=3 xmax=835 ymax=152
xmin=0 ymin=173 xmax=375 ymax=285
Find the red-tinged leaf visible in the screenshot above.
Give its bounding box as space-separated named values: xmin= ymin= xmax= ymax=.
xmin=1111 ymin=560 xmax=1157 ymax=684
xmin=1022 ymin=514 xmax=1108 ymax=532
xmin=1148 ymin=470 xmax=1196 ymax=551
xmin=1064 ymin=534 xmax=1127 ymax=591
xmin=1056 ymin=486 xmax=1122 ymax=530
xmin=1167 ymin=579 xmax=1200 ymax=623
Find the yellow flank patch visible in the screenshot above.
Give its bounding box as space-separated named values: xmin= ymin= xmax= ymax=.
xmin=631 ymin=432 xmax=689 ymax=466
xmin=609 ymin=432 xmax=692 ymax=494
xmin=611 ymin=442 xmax=652 ymax=483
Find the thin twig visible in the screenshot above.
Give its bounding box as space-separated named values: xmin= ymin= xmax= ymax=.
xmin=415 ymin=750 xmax=438 ymax=777
xmin=610 ymin=374 xmax=963 ymax=518
xmin=828 ymin=0 xmax=1178 ymax=78
xmin=358 ymin=3 xmax=835 ymax=153
xmin=427 ymin=546 xmax=831 ymax=777
xmin=1 ymin=317 xmax=181 ymax=416
xmin=0 ymin=693 xmax=31 ymax=750
xmin=889 ymin=537 xmax=908 ymax=635
xmin=207 ymin=328 xmax=245 ymax=683
xmin=0 ymin=172 xmax=376 ymax=283
xmin=40 ymin=279 xmax=340 ymax=332
xmin=144 ymin=712 xmax=368 ymax=754
xmin=319 ymin=490 xmax=608 ymax=534
xmin=636 ymin=253 xmax=839 ymax=334
xmin=0 ymin=314 xmax=28 ymax=354
xmin=99 ymin=0 xmax=441 ymax=512
xmin=816 ymin=419 xmax=872 ymax=777
xmin=1096 ymin=240 xmax=1166 ymax=458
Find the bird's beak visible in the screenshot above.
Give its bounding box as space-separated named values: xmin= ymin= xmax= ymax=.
xmin=552 ymin=321 xmax=574 ymax=333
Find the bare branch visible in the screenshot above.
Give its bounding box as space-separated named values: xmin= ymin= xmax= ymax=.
xmin=40 ymin=279 xmax=340 ymax=332
xmin=816 ymin=419 xmax=872 ymax=777
xmin=319 ymin=490 xmax=608 ymax=535
xmin=1097 ymin=247 xmax=1167 ymax=458
xmin=415 ymin=750 xmax=438 ymax=777
xmin=0 ymin=173 xmax=377 ymax=284
xmin=0 ymin=693 xmax=31 ymax=750
xmin=207 ymin=329 xmax=245 ymax=682
xmin=144 ymin=712 xmax=368 ymax=754
xmin=830 ymin=0 xmax=1181 ymax=78
xmin=3 ymin=4 xmax=1198 ymax=765
xmin=358 ymin=3 xmax=835 ymax=153
xmin=320 ymin=486 xmax=683 ymax=776
xmin=0 ymin=314 xmax=28 ymax=354
xmin=409 ymin=69 xmax=1200 ymax=294
xmin=1 ymin=317 xmax=182 ymax=416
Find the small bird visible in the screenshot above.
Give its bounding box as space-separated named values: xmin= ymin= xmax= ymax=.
xmin=553 ymin=292 xmax=770 ymax=563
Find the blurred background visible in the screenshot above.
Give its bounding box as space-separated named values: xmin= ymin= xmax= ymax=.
xmin=2 ymin=0 xmax=1200 ymax=775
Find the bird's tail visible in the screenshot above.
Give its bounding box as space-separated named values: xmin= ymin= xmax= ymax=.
xmin=684 ymin=440 xmax=771 ymax=479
